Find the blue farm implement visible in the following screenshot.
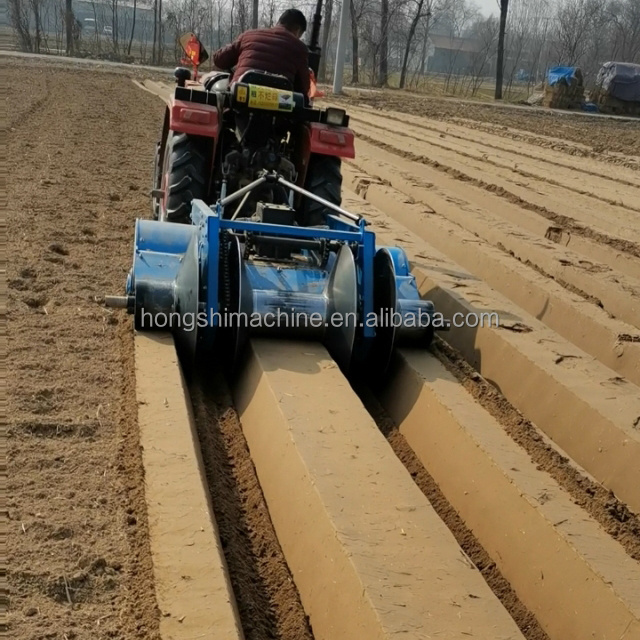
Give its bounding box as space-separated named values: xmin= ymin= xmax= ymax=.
xmin=106 ymin=17 xmax=438 ymax=378
xmin=108 ymin=171 xmax=436 ymax=377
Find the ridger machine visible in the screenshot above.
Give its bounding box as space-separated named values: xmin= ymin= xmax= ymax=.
xmin=106 ymin=1 xmax=438 ymax=377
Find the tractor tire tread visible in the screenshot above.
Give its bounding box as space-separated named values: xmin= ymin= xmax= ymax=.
xmin=152 ymin=141 xmax=162 ymax=219
xmin=162 ymin=133 xmax=207 ymax=224
xmin=300 ymin=155 xmax=342 ymax=226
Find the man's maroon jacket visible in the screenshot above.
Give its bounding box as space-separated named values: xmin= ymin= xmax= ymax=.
xmin=212 ymin=25 xmax=311 ymax=96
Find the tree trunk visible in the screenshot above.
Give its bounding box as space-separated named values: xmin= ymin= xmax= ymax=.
xmin=8 ymin=0 xmax=32 ymax=51
xmin=400 ymin=0 xmax=424 ymax=89
xmin=350 ymin=0 xmax=359 ymax=84
xmin=32 ymin=0 xmax=41 ymax=53
xmin=494 ymin=0 xmax=508 ymax=99
xmin=65 ymin=0 xmax=73 ymax=54
xmin=378 ymin=0 xmax=388 ymax=86
xmin=419 ymin=13 xmax=431 ymax=75
xmin=157 ymin=0 xmax=162 ymax=63
xmin=252 ymin=0 xmax=258 ymax=28
xmin=152 ymin=0 xmax=157 ymax=63
xmin=127 ymin=0 xmax=137 ymax=55
xmin=319 ymin=0 xmax=333 ymax=82
xmin=112 ymin=0 xmax=118 ymax=52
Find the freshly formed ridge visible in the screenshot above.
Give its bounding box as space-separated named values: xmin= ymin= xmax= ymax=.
xmin=342 ymin=190 xmax=640 ymax=515
xmin=345 ymin=168 xmax=640 ymax=386
xmin=134 ymin=333 xmax=244 ymax=640
xmin=380 ymin=350 xmax=640 ymax=640
xmin=232 ymin=339 xmax=525 ymax=640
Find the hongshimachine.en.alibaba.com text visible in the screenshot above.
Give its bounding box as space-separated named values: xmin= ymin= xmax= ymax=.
xmin=137 ymin=308 xmax=500 ymax=332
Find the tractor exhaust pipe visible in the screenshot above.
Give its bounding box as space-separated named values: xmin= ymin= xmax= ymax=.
xmin=307 ymin=0 xmax=323 ymax=76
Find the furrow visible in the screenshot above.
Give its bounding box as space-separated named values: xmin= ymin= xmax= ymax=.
xmin=347 ymin=140 xmax=640 ymax=324
xmin=343 ymin=164 xmax=640 ymax=386
xmin=133 ymin=333 xmax=244 ymax=640
xmin=347 ymin=104 xmax=640 ymax=192
xmin=342 ymin=188 xmax=640 ymax=514
xmin=345 ymin=136 xmax=640 ymax=278
xmin=352 ymin=118 xmax=640 ymax=242
xmin=371 ymin=350 xmax=640 ymax=640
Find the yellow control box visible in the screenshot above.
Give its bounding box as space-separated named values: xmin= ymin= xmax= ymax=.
xmin=244 ymin=84 xmax=295 ymax=111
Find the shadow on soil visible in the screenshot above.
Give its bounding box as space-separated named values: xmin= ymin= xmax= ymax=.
xmin=186 ymin=359 xmax=316 ymax=640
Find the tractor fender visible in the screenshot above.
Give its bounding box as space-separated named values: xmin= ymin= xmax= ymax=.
xmin=309 ymin=122 xmax=355 ymax=159
xmin=167 ymin=93 xmax=219 ymax=138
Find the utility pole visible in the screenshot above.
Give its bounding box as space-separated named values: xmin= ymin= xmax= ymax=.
xmin=332 ymin=0 xmax=350 ymax=94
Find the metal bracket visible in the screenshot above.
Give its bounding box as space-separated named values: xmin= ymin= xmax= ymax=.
xmin=105 ymin=295 xmax=134 ymax=309
xmin=150 ymin=189 xmax=164 ymax=198
xmin=215 ymin=170 xmax=364 ymax=225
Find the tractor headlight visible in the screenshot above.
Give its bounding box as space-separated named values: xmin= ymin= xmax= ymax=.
xmin=325 ymin=107 xmax=346 ymax=126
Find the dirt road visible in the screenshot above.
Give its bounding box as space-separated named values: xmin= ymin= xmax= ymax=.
xmin=6 ymin=58 xmax=640 ymax=640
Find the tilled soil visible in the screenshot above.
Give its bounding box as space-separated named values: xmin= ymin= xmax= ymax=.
xmin=334 ymin=90 xmax=640 ymax=160
xmin=6 ymin=62 xmax=164 ymax=639
xmin=429 ymin=339 xmax=640 ymax=562
xmin=6 ymin=58 xmax=317 ymax=640
xmin=334 ymin=94 xmax=640 ymax=561
xmin=7 ymin=56 xmax=640 ymax=640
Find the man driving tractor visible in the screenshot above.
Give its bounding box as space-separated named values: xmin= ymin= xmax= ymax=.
xmin=206 ymin=9 xmax=311 ymax=97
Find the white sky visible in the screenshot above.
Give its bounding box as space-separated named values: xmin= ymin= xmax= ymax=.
xmin=474 ymin=0 xmax=499 ymax=17
xmin=474 ymin=0 xmax=560 ymax=18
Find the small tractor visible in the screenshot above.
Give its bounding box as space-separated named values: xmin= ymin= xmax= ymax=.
xmin=107 ymin=1 xmax=438 ymax=378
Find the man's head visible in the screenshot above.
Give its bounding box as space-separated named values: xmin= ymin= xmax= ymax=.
xmin=277 ymin=8 xmax=307 ymax=38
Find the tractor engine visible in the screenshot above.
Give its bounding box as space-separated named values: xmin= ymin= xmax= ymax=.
xmin=219 ymin=114 xmax=298 ymax=219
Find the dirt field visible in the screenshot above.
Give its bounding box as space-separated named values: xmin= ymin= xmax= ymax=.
xmin=336 ymin=89 xmax=640 ymax=160
xmin=7 ymin=56 xmax=640 ymax=640
xmin=6 ymin=61 xmax=165 ymax=640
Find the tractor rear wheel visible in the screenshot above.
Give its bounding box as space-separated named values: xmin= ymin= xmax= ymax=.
xmin=299 ymin=154 xmax=342 ymax=226
xmin=159 ymin=132 xmax=207 ymax=224
xmin=152 ymin=141 xmax=161 ymax=219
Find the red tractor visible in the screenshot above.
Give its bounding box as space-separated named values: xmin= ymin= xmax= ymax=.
xmin=109 ymin=7 xmax=438 ymax=377
xmin=151 ymin=16 xmax=354 ymax=228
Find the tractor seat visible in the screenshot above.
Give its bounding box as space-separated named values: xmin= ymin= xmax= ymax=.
xmin=235 ymin=70 xmax=293 ymax=91
xmin=202 ymin=71 xmax=230 ymax=92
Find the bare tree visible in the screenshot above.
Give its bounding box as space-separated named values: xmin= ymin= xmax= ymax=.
xmin=553 ymin=0 xmax=603 ymax=66
xmin=350 ymin=0 xmax=371 ymax=84
xmin=379 ymin=0 xmax=389 ymax=84
xmin=29 ymin=0 xmax=43 ymax=52
xmin=399 ymin=0 xmax=430 ymax=88
xmin=262 ymin=0 xmax=278 ymax=26
xmin=464 ymin=15 xmax=498 ymax=95
xmin=12 ymin=0 xmax=638 ymax=92
xmin=128 ymin=0 xmax=138 ymax=55
xmin=9 ymin=0 xmax=33 ymax=50
xmin=319 ymin=0 xmax=333 ymax=81
xmin=152 ymin=0 xmax=158 ymax=62
xmin=494 ymin=0 xmax=509 ymax=98
xmin=607 ymin=0 xmax=640 ymax=61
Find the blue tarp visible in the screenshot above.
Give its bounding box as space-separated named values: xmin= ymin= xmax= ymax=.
xmin=547 ymin=66 xmax=578 ymax=86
